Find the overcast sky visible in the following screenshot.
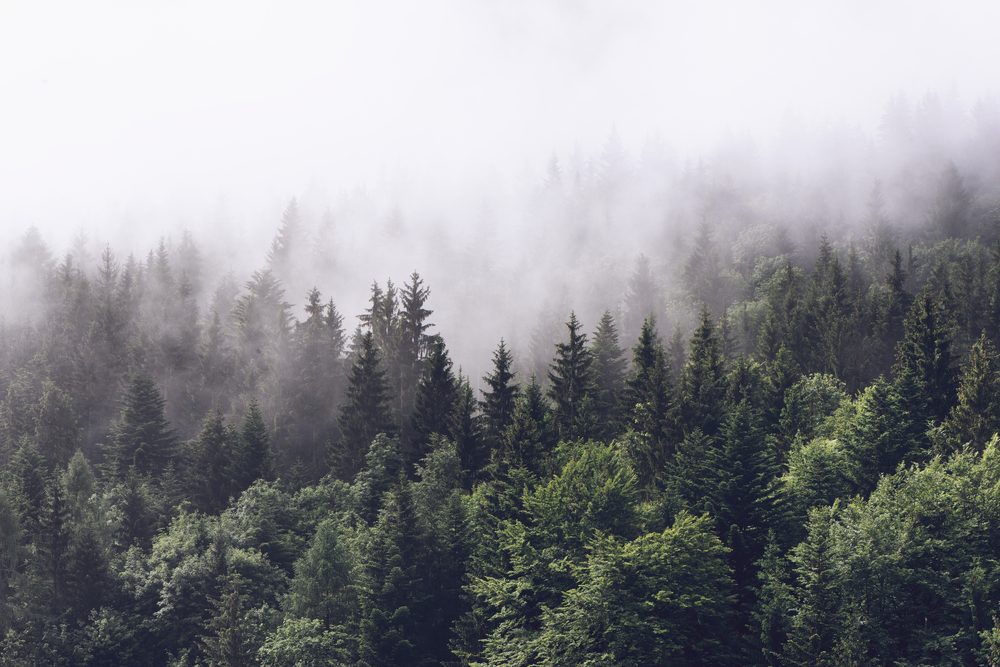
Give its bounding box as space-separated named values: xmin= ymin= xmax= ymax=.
xmin=2 ymin=0 xmax=999 ymax=247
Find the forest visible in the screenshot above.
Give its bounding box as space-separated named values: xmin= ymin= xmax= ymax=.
xmin=3 ymin=101 xmax=1000 ymax=665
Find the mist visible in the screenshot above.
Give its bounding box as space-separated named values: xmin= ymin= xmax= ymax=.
xmin=3 ymin=0 xmax=1000 ymax=382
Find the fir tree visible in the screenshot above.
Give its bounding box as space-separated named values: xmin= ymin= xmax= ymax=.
xmin=680 ymin=306 xmax=727 ymax=436
xmin=590 ymin=310 xmax=628 ymax=440
xmin=498 ymin=376 xmax=555 ymax=474
xmin=626 ymin=317 xmax=676 ymax=471
xmin=105 ymin=371 xmax=176 ymax=479
xmin=337 ymin=332 xmax=394 ymax=480
xmin=451 ymin=374 xmax=485 ymax=483
xmin=358 ymin=482 xmax=427 ymax=667
xmin=411 ymin=336 xmax=457 ymax=462
xmin=548 ymin=312 xmax=594 ymax=441
xmin=941 ymin=331 xmax=1000 ymax=450
xmin=893 ymin=291 xmax=956 ymax=424
xmin=480 ymin=339 xmax=518 ymax=452
xmin=235 ymin=399 xmax=273 ymax=492
xmin=187 ymin=411 xmax=238 ymax=514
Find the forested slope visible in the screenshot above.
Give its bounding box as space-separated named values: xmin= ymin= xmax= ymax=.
xmin=3 ymin=162 xmax=1000 ymax=665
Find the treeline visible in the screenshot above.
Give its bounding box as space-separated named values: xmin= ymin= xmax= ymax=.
xmin=3 ymin=192 xmax=1000 ymax=664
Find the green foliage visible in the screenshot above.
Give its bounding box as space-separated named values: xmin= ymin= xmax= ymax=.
xmin=481 ymin=338 xmax=518 ymax=451
xmin=941 ymin=331 xmax=1000 ymax=451
xmin=548 ymin=312 xmax=595 ymax=441
xmin=534 ymin=513 xmax=737 ymax=667
xmin=680 ymin=306 xmax=727 ymax=436
xmin=259 ymin=617 xmax=351 ymax=666
xmin=105 ymin=372 xmax=176 ymax=479
xmin=411 ymin=336 xmax=457 ymax=460
xmin=337 ymin=332 xmax=393 ymax=480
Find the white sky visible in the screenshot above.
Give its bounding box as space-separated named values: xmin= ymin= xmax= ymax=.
xmin=2 ymin=0 xmax=999 ymax=245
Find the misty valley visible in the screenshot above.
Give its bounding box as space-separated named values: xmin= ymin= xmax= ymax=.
xmin=5 ymin=1 xmax=1000 ymax=664
xmin=3 ymin=112 xmax=1000 ymax=665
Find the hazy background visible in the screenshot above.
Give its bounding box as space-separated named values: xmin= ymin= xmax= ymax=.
xmin=2 ymin=0 xmax=1000 ymax=379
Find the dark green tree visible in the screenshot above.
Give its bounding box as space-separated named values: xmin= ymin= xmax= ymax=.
xmin=626 ymin=317 xmax=676 ymax=482
xmin=893 ymin=291 xmax=957 ymax=424
xmin=411 ymin=336 xmax=457 ymax=461
xmin=105 ymin=371 xmax=175 ymax=479
xmin=480 ymin=339 xmax=518 ymax=452
xmin=590 ymin=310 xmax=628 ymax=440
xmin=337 ymin=332 xmax=393 ymax=480
xmin=235 ymin=399 xmax=273 ymax=492
xmin=498 ymin=377 xmax=556 ymax=474
xmin=679 ymin=306 xmax=727 ymax=436
xmin=940 ymin=331 xmax=1000 ymax=450
xmin=548 ymin=312 xmax=594 ymax=440
xmin=358 ymin=483 xmax=427 ymax=667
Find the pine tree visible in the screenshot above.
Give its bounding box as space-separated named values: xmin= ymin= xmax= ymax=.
xmin=34 ymin=380 xmax=79 ymax=468
xmin=234 ymin=399 xmax=272 ymax=492
xmin=480 ymin=339 xmax=518 ymax=452
xmin=61 ymin=450 xmax=95 ymax=523
xmin=358 ymin=483 xmax=427 ymax=667
xmin=39 ymin=478 xmax=71 ymax=610
xmin=680 ymin=306 xmax=728 ymax=436
xmin=783 ymin=507 xmax=842 ymax=666
xmin=398 ymin=272 xmax=434 ymax=440
xmin=626 ymin=317 xmax=676 ymax=474
xmin=64 ymin=523 xmax=109 ymax=622
xmin=267 ymin=198 xmax=302 ymax=280
xmin=287 ymin=519 xmax=356 ymax=626
xmin=893 ymin=292 xmax=956 ymax=424
xmin=411 ymin=336 xmax=457 ymax=463
xmin=10 ymin=439 xmax=48 ymax=533
xmin=105 ymin=372 xmax=175 ymax=479
xmin=289 ymin=287 xmax=343 ymax=470
xmin=548 ymin=312 xmax=594 ymax=441
xmin=200 ymin=577 xmax=255 ymax=667
xmin=187 ymin=411 xmax=238 ymax=514
xmin=941 ymin=331 xmax=1000 ymax=450
xmin=590 ymin=311 xmax=627 ymax=440
xmin=451 ymin=375 xmax=485 ymax=483
xmin=498 ymin=376 xmax=555 ymax=474
xmin=337 ymin=332 xmax=394 ymax=480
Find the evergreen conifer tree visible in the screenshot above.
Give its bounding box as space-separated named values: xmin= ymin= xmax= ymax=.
xmin=590 ymin=310 xmax=628 ymax=440
xmin=105 ymin=372 xmax=175 ymax=479
xmin=548 ymin=312 xmax=594 ymax=440
xmin=480 ymin=339 xmax=518 ymax=452
xmin=411 ymin=336 xmax=457 ymax=462
xmin=337 ymin=332 xmax=393 ymax=480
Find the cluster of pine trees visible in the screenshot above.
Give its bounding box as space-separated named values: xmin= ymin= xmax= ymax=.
xmin=4 ymin=182 xmax=1000 ymax=665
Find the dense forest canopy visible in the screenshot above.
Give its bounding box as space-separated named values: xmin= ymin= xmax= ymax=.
xmin=2 ymin=99 xmax=1000 ymax=664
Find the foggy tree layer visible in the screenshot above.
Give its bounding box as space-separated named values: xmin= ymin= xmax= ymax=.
xmin=4 ymin=165 xmax=1000 ymax=665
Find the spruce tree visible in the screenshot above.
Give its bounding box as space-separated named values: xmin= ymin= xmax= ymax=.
xmin=39 ymin=478 xmax=71 ymax=611
xmin=451 ymin=375 xmax=486 ymax=483
xmin=337 ymin=332 xmax=394 ymax=480
xmin=680 ymin=306 xmax=728 ymax=436
xmin=893 ymin=291 xmax=956 ymax=424
xmin=411 ymin=336 xmax=457 ymax=462
xmin=498 ymin=376 xmax=555 ymax=474
xmin=590 ymin=311 xmax=627 ymax=440
xmin=941 ymin=331 xmax=1000 ymax=450
xmin=105 ymin=371 xmax=175 ymax=479
xmin=187 ymin=411 xmax=238 ymax=514
xmin=236 ymin=399 xmax=273 ymax=491
xmin=480 ymin=339 xmax=518 ymax=451
xmin=626 ymin=317 xmax=676 ymax=469
xmin=548 ymin=312 xmax=594 ymax=441
xmin=358 ymin=482 xmax=427 ymax=667
xmin=34 ymin=380 xmax=79 ymax=468
xmin=398 ymin=272 xmax=434 ymax=440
